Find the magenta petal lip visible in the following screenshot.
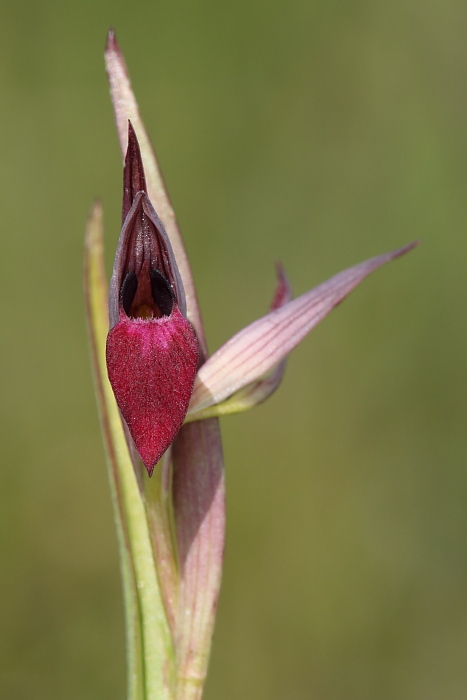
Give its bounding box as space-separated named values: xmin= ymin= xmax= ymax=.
xmin=107 ymin=307 xmax=199 ymax=475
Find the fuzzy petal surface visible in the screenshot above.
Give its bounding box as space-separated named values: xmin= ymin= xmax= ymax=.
xmin=107 ymin=307 xmax=199 ymax=474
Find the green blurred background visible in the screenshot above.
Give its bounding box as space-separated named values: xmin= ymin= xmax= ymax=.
xmin=1 ymin=0 xmax=466 ymax=698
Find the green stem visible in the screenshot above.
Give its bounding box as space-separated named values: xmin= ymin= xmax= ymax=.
xmin=84 ymin=202 xmax=175 ymax=700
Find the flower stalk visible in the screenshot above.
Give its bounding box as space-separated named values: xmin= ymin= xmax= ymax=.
xmin=84 ymin=30 xmax=417 ymax=700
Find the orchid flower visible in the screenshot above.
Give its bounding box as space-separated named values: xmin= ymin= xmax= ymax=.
xmin=84 ymin=30 xmax=416 ymax=700
xmin=106 ymin=122 xmax=199 ymax=474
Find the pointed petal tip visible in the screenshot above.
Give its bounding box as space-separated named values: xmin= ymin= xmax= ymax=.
xmin=145 ymin=462 xmax=155 ymax=478
xmin=391 ymin=240 xmax=420 ymax=259
xmin=274 ymin=259 xmax=286 ymax=277
xmin=271 ymin=260 xmax=292 ymax=310
xmin=122 ymin=123 xmax=147 ymax=221
xmin=273 ymin=261 xmax=287 ymax=290
xmin=105 ymin=28 xmax=118 ymax=53
xmin=127 ymin=120 xmax=138 ymax=150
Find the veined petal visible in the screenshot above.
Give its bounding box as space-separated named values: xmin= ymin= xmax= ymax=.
xmin=188 ymin=242 xmax=417 ymax=415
